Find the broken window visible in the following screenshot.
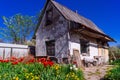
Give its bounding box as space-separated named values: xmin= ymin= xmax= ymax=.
xmin=80 ymin=39 xmax=89 ymax=55
xmin=46 ymin=8 xmax=53 ymax=26
xmin=46 ymin=40 xmax=55 ymax=56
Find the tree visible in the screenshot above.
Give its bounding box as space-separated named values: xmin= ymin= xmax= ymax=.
xmin=109 ymin=46 xmax=120 ymax=60
xmin=24 ymin=39 xmax=36 ymax=46
xmin=0 ymin=14 xmax=38 ymax=44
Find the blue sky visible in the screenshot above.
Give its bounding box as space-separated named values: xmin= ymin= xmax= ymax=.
xmin=0 ymin=0 xmax=120 ymax=46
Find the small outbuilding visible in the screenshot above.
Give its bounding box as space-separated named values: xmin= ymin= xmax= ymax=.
xmin=33 ymin=0 xmax=114 ymax=66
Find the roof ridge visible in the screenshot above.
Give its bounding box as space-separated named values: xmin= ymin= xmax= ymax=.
xmin=33 ymin=0 xmax=114 ymax=42
xmin=51 ymin=0 xmax=105 ymax=34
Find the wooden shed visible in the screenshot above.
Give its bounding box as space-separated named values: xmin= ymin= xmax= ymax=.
xmin=33 ymin=0 xmax=114 ymax=66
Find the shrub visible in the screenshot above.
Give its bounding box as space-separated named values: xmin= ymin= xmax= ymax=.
xmin=105 ymin=65 xmax=120 ymax=80
xmin=110 ymin=59 xmax=120 ymax=65
xmin=105 ymin=59 xmax=120 ymax=80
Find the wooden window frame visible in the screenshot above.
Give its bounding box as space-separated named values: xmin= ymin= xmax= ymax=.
xmin=46 ymin=40 xmax=55 ymax=56
xmin=80 ymin=39 xmax=89 ymax=56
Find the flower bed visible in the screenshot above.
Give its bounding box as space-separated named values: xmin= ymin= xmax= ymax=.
xmin=0 ymin=56 xmax=84 ymax=80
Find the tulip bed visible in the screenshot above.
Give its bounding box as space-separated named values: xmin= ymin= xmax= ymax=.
xmin=0 ymin=56 xmax=84 ymax=80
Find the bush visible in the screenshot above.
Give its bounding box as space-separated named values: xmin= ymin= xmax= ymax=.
xmin=105 ymin=65 xmax=120 ymax=80
xmin=105 ymin=59 xmax=120 ymax=80
xmin=110 ymin=59 xmax=120 ymax=65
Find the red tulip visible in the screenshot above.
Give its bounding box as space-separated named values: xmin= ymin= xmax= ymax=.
xmin=29 ymin=58 xmax=35 ymax=63
xmin=3 ymin=59 xmax=9 ymax=63
xmin=18 ymin=57 xmax=24 ymax=62
xmin=0 ymin=60 xmax=3 ymax=63
xmin=12 ymin=61 xmax=18 ymax=65
xmin=38 ymin=58 xmax=46 ymax=63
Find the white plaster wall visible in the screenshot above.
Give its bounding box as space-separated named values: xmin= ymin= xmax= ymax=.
xmin=89 ymin=43 xmax=98 ymax=59
xmin=69 ymin=33 xmax=83 ymax=59
xmin=69 ymin=33 xmax=99 ymax=60
xmin=69 ymin=41 xmax=80 ymax=56
xmin=68 ymin=41 xmax=99 ymax=60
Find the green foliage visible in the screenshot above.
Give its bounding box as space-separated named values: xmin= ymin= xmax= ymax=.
xmin=24 ymin=39 xmax=36 ymax=46
xmin=105 ymin=59 xmax=120 ymax=80
xmin=110 ymin=59 xmax=120 ymax=65
xmin=105 ymin=65 xmax=120 ymax=80
xmin=109 ymin=46 xmax=120 ymax=60
xmin=0 ymin=63 xmax=84 ymax=80
xmin=0 ymin=14 xmax=38 ymax=44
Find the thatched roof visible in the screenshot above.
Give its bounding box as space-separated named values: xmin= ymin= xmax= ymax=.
xmin=33 ymin=0 xmax=114 ymax=41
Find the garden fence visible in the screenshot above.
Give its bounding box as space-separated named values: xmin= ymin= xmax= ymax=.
xmin=0 ymin=43 xmax=29 ymax=59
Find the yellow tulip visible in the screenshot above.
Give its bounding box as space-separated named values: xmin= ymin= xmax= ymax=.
xmin=16 ymin=77 xmax=19 ymax=80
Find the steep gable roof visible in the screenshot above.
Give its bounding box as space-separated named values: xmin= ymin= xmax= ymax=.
xmin=33 ymin=0 xmax=114 ymax=42
xmin=51 ymin=1 xmax=104 ymax=34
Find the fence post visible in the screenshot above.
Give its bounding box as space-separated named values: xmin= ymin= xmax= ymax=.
xmin=10 ymin=48 xmax=13 ymax=58
xmin=3 ymin=49 xmax=5 ymax=59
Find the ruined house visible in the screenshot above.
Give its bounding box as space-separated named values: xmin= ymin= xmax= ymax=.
xmin=33 ymin=0 xmax=114 ymax=66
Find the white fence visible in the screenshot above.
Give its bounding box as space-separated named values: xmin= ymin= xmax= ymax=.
xmin=0 ymin=43 xmax=29 ymax=59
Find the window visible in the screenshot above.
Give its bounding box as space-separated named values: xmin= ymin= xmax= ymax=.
xmin=46 ymin=40 xmax=55 ymax=56
xmin=46 ymin=9 xmax=53 ymax=26
xmin=80 ymin=39 xmax=89 ymax=54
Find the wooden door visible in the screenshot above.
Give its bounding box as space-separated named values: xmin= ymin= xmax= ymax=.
xmin=73 ymin=49 xmax=82 ymax=68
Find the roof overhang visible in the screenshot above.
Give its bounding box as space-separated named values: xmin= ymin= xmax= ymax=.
xmin=71 ymin=25 xmax=115 ymax=42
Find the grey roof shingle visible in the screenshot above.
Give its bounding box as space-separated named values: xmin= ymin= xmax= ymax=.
xmin=51 ymin=0 xmax=104 ymax=34
xmin=33 ymin=0 xmax=114 ymax=41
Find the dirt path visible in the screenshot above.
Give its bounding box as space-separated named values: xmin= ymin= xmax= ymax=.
xmin=83 ymin=65 xmax=113 ymax=80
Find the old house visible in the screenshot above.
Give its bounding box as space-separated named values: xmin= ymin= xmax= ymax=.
xmin=33 ymin=0 xmax=114 ymax=66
